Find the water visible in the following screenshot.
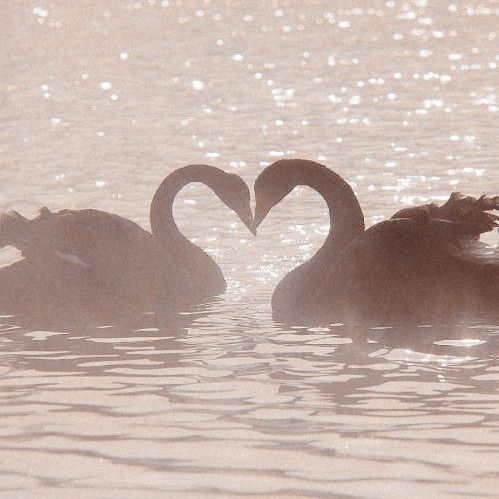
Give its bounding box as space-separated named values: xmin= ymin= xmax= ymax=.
xmin=1 ymin=1 xmax=498 ymax=496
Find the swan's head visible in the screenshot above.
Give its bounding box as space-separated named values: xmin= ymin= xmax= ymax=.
xmin=216 ymin=172 xmax=255 ymax=235
xmin=252 ymin=160 xmax=297 ymax=232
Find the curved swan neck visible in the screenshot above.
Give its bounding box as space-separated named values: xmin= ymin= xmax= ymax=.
xmin=286 ymin=160 xmax=365 ymax=249
xmin=150 ymin=164 xmax=227 ymax=245
xmin=149 ymin=165 xmax=228 ymax=294
xmin=268 ymin=160 xmax=365 ymax=320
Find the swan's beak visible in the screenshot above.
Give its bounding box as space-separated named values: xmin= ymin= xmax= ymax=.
xmin=251 ymin=203 xmax=269 ymax=235
xmin=245 ymin=217 xmax=257 ymax=236
xmin=239 ymin=205 xmax=256 ymax=236
xmin=251 ymin=218 xmax=259 ymax=235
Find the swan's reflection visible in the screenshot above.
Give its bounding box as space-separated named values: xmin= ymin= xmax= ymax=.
xmin=0 ymin=268 xmax=228 ymax=384
xmin=221 ymin=319 xmax=498 ymax=469
xmin=0 ymin=306 xmax=205 ymax=380
xmin=0 ymin=257 xmax=231 ymax=332
xmin=0 ymin=299 xmax=496 ymax=494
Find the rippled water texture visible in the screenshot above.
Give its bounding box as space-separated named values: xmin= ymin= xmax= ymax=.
xmin=1 ymin=1 xmax=498 ymax=496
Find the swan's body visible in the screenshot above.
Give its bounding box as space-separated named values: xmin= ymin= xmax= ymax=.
xmin=253 ymin=159 xmax=498 ymax=323
xmin=0 ymin=164 xmax=253 ymax=311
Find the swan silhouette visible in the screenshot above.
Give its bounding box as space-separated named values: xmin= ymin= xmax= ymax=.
xmin=0 ymin=164 xmax=253 ymax=312
xmin=253 ymin=159 xmax=498 ymax=323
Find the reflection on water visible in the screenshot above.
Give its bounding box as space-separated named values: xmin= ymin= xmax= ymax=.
xmin=0 ymin=0 xmax=498 ymax=496
xmin=0 ymin=305 xmax=497 ymax=496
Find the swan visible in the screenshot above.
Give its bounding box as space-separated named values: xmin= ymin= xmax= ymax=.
xmin=0 ymin=164 xmax=253 ymax=311
xmin=252 ymin=159 xmax=498 ymax=323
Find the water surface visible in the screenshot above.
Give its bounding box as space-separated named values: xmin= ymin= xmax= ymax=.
xmin=0 ymin=1 xmax=498 ymax=496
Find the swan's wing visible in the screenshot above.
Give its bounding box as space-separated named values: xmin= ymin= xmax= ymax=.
xmin=343 ymin=216 xmax=498 ymax=283
xmin=26 ymin=208 xmax=156 ymax=285
xmin=340 ymin=217 xmax=498 ymax=317
xmin=392 ymin=193 xmax=498 ymax=238
xmin=437 ymin=192 xmax=498 ymax=237
xmin=391 ymin=193 xmax=498 ymax=268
